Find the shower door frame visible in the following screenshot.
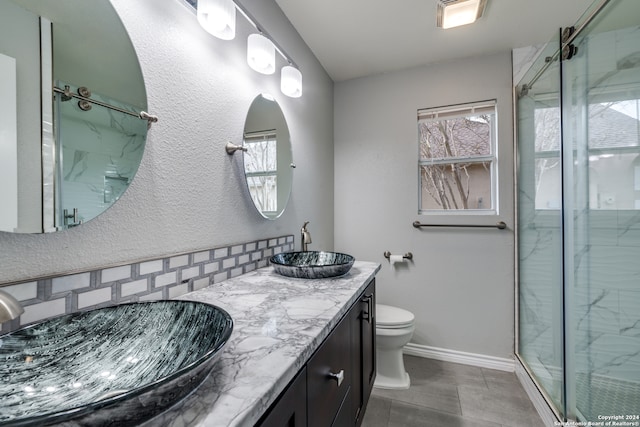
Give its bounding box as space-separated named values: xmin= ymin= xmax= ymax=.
xmin=514 ymin=0 xmax=615 ymax=423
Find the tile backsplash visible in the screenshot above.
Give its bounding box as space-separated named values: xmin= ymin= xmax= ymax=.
xmin=1 ymin=235 xmax=294 ymax=334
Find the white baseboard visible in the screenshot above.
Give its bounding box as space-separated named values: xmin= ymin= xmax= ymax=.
xmin=403 ymin=343 xmax=515 ymax=372
xmin=514 ymin=358 xmax=560 ymax=426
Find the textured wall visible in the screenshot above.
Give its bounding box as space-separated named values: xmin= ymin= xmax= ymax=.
xmin=0 ymin=0 xmax=334 ymax=285
xmin=334 ymin=52 xmax=515 ymax=359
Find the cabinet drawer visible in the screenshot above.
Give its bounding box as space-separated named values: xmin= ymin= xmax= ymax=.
xmin=257 ymin=367 xmax=307 ymax=427
xmin=307 ymin=314 xmax=351 ymax=427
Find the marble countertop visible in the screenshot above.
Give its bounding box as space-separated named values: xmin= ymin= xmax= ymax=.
xmin=145 ymin=260 xmax=380 ymax=427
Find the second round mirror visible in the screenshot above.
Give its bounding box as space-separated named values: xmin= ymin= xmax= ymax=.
xmin=242 ymin=94 xmax=293 ymax=220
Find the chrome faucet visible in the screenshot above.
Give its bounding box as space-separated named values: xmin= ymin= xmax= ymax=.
xmin=0 ymin=289 xmax=24 ymax=324
xmin=301 ymin=221 xmax=312 ymax=252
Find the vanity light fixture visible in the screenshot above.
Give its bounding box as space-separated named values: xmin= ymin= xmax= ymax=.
xmin=281 ymin=65 xmax=302 ymax=98
xmin=189 ymin=0 xmax=303 ymax=98
xmin=437 ymin=0 xmax=487 ymax=29
xmin=197 ymin=0 xmax=236 ymax=40
xmin=247 ymin=33 xmax=276 ymax=74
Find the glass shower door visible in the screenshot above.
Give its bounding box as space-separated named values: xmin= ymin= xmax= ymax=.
xmin=516 ymin=34 xmax=565 ymax=417
xmin=561 ymin=0 xmax=640 ymax=420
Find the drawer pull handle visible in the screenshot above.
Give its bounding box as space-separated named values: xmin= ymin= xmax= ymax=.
xmin=328 ymin=369 xmax=344 ymax=387
xmin=362 ymin=294 xmax=373 ymax=323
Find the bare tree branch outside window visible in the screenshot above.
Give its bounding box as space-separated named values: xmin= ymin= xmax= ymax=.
xmin=418 ymin=103 xmax=496 ymax=212
xmin=244 ymin=135 xmax=278 ymax=213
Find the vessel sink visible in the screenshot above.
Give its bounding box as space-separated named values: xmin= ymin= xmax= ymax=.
xmin=270 ymin=251 xmax=355 ymax=279
xmin=0 ymin=300 xmax=233 ymax=426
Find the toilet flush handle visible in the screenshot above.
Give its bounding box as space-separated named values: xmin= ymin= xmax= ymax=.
xmin=328 ymin=369 xmax=344 ymax=387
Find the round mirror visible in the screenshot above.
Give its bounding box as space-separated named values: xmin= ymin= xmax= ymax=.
xmin=242 ymin=94 xmax=294 ymax=220
xmin=0 ymin=0 xmax=147 ymax=233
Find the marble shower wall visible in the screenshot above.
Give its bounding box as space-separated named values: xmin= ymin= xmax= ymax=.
xmin=58 ymin=85 xmax=147 ymax=225
xmin=0 ymin=235 xmax=294 ymax=335
xmin=516 ymin=25 xmax=640 ymax=396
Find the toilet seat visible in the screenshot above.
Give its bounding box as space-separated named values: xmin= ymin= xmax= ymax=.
xmin=376 ymin=304 xmax=415 ymax=329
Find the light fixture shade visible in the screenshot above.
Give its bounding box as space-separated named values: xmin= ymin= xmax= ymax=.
xmin=247 ymin=34 xmax=276 ymax=74
xmin=197 ymin=0 xmax=236 ymax=40
xmin=281 ymin=66 xmax=302 ymax=98
xmin=437 ymin=0 xmax=486 ymax=29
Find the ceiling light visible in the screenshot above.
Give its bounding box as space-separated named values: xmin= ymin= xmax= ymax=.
xmin=281 ymin=66 xmax=302 ymax=98
xmin=197 ymin=0 xmax=236 ymax=40
xmin=437 ymin=0 xmax=487 ymax=29
xmin=247 ymin=33 xmax=275 ymax=75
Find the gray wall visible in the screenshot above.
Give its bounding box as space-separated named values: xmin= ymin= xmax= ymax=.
xmin=0 ymin=0 xmax=334 ymax=285
xmin=334 ymin=52 xmax=515 ymax=359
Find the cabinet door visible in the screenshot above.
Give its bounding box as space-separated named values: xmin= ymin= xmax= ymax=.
xmin=307 ymin=314 xmax=351 ymax=427
xmin=257 ymin=367 xmax=307 ymax=427
xmin=351 ymin=280 xmax=376 ymax=427
xmin=361 ymin=281 xmax=376 ymax=402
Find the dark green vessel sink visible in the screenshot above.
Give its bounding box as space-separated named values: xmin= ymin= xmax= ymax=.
xmin=270 ymin=251 xmax=355 ymax=279
xmin=0 ymin=300 xmax=233 ymax=426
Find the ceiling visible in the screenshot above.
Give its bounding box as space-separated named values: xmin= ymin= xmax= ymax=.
xmin=274 ymin=0 xmax=595 ymax=82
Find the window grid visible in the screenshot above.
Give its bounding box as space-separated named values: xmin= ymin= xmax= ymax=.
xmin=418 ymin=100 xmax=497 ymax=214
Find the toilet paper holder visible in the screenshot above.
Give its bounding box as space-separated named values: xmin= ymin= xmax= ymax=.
xmin=383 ymin=251 xmax=413 ymax=261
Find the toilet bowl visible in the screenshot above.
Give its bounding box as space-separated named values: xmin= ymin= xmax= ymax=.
xmin=374 ymin=304 xmax=415 ymax=390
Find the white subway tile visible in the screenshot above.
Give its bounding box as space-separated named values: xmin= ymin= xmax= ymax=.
xmin=101 ymin=265 xmax=132 ymax=283
xmin=214 ymin=248 xmax=228 ymax=259
xmin=204 ymin=262 xmax=220 ymax=274
xmin=169 ymin=255 xmax=189 ymax=269
xmin=3 ymin=282 xmax=37 ymax=301
xmin=78 ymin=288 xmax=112 ymax=309
xmin=52 ymin=273 xmax=90 ymax=294
xmin=121 ymin=279 xmax=149 ymax=297
xmin=139 ymin=291 xmax=163 ymax=302
xmin=139 ymin=259 xmax=164 ymax=275
xmin=181 ymin=266 xmax=200 ymax=281
xmin=154 ymin=271 xmax=177 ymax=288
xmin=169 ymin=284 xmax=189 ymax=299
xmin=193 ymin=277 xmax=210 ymax=291
xmin=21 ymin=299 xmax=66 ymax=325
xmin=193 ymin=251 xmax=210 ymax=264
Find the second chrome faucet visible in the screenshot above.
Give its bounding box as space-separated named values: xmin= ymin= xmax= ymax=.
xmin=301 ymin=221 xmax=312 ymax=251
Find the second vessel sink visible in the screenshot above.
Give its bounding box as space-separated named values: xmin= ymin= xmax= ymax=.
xmin=270 ymin=251 xmax=355 ymax=279
xmin=0 ymin=300 xmax=233 ymax=426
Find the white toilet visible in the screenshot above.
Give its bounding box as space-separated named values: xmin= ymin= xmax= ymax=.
xmin=374 ymin=304 xmax=415 ymax=390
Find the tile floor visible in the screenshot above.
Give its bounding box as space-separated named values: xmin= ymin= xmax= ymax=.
xmin=362 ymin=355 xmax=545 ymax=427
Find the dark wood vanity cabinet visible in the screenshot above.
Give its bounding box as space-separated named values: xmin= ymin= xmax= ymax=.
xmin=257 ymin=367 xmax=307 ymax=427
xmin=257 ymin=279 xmax=376 ymax=427
xmin=308 ymin=309 xmax=352 ymax=427
xmin=350 ymin=281 xmax=376 ymax=427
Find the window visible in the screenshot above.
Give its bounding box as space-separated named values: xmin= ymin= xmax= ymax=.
xmin=243 ymin=130 xmax=278 ymax=214
xmin=532 ymin=99 xmax=640 ymax=210
xmin=418 ymin=100 xmax=497 ymax=213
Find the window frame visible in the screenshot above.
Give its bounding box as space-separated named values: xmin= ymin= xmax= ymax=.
xmin=417 ymin=99 xmax=499 ymax=216
xmin=243 ymin=130 xmax=278 ymax=215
